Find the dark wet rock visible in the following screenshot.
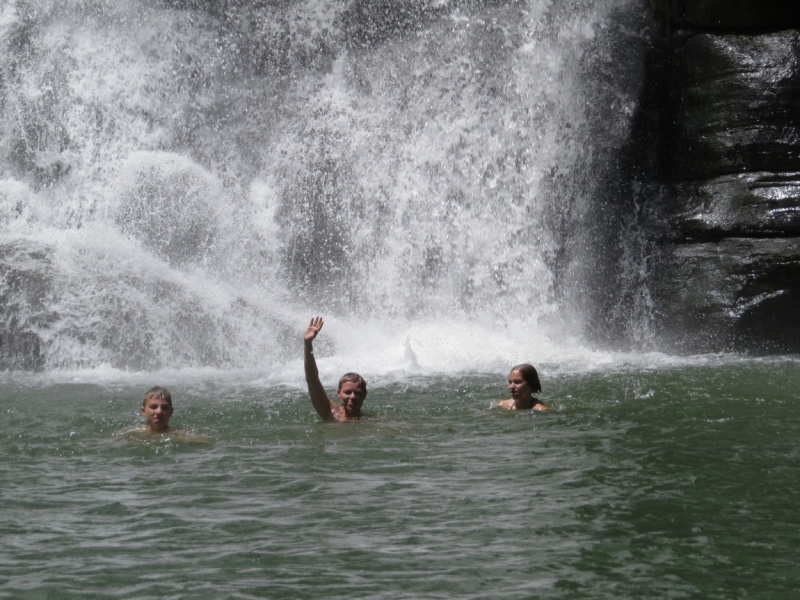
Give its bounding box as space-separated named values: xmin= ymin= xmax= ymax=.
xmin=669 ymin=172 xmax=800 ymax=240
xmin=653 ymin=0 xmax=800 ymax=33
xmin=641 ymin=10 xmax=800 ymax=353
xmin=653 ymin=237 xmax=800 ymax=353
xmin=671 ymin=31 xmax=800 ymax=182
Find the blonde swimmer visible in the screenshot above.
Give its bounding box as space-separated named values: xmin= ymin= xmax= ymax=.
xmin=303 ymin=317 xmax=369 ymax=422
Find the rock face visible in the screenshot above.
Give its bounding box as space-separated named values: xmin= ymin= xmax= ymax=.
xmin=672 ymin=33 xmax=800 ymax=182
xmin=647 ymin=3 xmax=800 ymax=352
xmin=0 ymin=242 xmax=51 ymax=371
xmin=660 ymin=0 xmax=800 ymax=32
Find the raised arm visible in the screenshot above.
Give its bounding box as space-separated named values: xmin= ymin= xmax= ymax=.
xmin=303 ymin=316 xmax=336 ymax=421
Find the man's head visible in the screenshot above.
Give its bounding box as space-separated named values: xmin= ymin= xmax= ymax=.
xmin=336 ymin=373 xmax=367 ymax=416
xmin=141 ymin=386 xmax=173 ymax=431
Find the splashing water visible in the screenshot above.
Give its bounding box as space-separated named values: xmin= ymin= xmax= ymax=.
xmin=0 ymin=0 xmax=651 ymax=375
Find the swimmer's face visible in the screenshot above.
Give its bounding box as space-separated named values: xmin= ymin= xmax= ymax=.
xmin=507 ymin=370 xmax=533 ymax=401
xmin=141 ymin=396 xmax=173 ymax=431
xmin=336 ymin=381 xmax=367 ymax=416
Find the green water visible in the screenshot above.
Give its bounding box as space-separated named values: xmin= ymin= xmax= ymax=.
xmin=1 ymin=359 xmax=799 ymax=599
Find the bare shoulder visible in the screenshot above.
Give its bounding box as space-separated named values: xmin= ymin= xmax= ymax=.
xmin=170 ymin=429 xmax=213 ymax=442
xmin=532 ymin=403 xmax=549 ymax=411
xmin=132 ymin=427 xmax=211 ymax=442
xmin=328 ymin=403 xmax=346 ymax=422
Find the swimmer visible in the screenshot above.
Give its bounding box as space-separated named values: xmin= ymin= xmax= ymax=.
xmin=496 ymin=364 xmax=548 ymax=411
xmin=140 ymin=386 xmax=176 ymax=433
xmin=303 ymin=316 xmax=368 ymax=422
xmin=132 ymin=386 xmax=210 ymax=441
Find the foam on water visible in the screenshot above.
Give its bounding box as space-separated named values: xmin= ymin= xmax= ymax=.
xmin=4 ymin=344 xmax=795 ymax=397
xmin=0 ymin=0 xmax=653 ymax=375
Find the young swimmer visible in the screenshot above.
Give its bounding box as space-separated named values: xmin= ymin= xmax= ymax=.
xmin=140 ymin=386 xmax=176 ymax=433
xmin=133 ymin=386 xmax=211 ymax=441
xmin=496 ymin=364 xmax=548 ymax=411
xmin=303 ymin=316 xmax=369 ymax=422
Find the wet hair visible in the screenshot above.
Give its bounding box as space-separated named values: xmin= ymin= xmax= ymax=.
xmin=510 ymin=364 xmax=541 ymax=394
xmin=338 ymin=372 xmax=367 ymax=393
xmin=142 ymin=386 xmax=172 ymax=406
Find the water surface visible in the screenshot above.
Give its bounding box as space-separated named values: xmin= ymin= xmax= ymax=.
xmin=2 ymin=359 xmax=799 ymax=599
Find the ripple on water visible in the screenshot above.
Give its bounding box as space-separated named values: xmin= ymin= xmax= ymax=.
xmin=1 ymin=363 xmax=799 ymax=598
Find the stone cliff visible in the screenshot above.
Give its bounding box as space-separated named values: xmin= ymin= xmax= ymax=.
xmin=647 ymin=0 xmax=800 ymax=352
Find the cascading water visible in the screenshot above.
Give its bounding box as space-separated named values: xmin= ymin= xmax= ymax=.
xmin=0 ymin=0 xmax=653 ymax=375
xmin=7 ymin=8 xmax=800 ymax=597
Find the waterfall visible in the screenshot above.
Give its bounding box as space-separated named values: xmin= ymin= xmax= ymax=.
xmin=0 ymin=0 xmax=652 ymax=374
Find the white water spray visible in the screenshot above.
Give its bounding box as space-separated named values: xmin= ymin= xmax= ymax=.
xmin=0 ymin=0 xmax=651 ymax=376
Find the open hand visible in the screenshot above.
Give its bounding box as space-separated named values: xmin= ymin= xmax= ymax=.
xmin=303 ymin=316 xmax=324 ymax=342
